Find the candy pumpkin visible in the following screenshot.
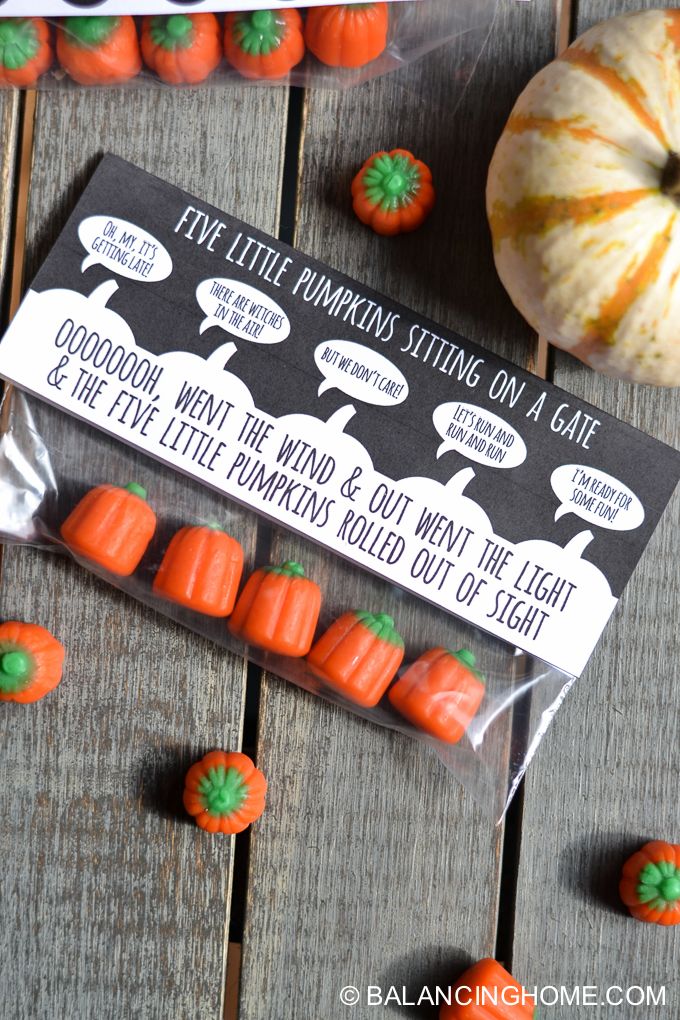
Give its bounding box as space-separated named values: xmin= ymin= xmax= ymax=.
xmin=352 ymin=149 xmax=435 ymax=236
xmin=229 ymin=560 xmax=321 ymax=657
xmin=57 ymin=15 xmax=141 ymax=86
xmin=0 ymin=18 xmax=52 ymax=87
xmin=487 ymin=9 xmax=680 ymax=386
xmin=153 ymin=523 xmax=243 ymax=617
xmin=307 ymin=611 xmax=404 ymax=707
xmin=389 ymin=648 xmax=485 ymax=744
xmin=184 ymin=750 xmax=267 ymax=835
xmin=305 ymin=3 xmax=389 ymax=69
xmin=61 ymin=482 xmax=156 ymax=577
xmin=440 ymin=958 xmax=535 ymax=1019
xmin=620 ymin=841 xmax=680 ymax=926
xmin=224 ymin=9 xmax=304 ymax=81
xmin=141 ymin=14 xmax=221 ymax=85
xmin=0 ymin=622 xmax=65 ymax=705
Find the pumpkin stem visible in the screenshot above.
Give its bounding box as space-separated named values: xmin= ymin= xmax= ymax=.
xmin=0 ymin=19 xmax=39 ymax=70
xmin=0 ymin=649 xmax=32 ymax=692
xmin=198 ymin=765 xmax=248 ymax=817
xmin=661 ymin=152 xmax=680 ymax=200
xmin=125 ymin=482 xmax=148 ymax=501
xmin=446 ymin=467 xmax=476 ymax=495
xmin=63 ymin=16 xmax=118 ymax=48
xmin=326 ymin=404 xmax=357 ymax=433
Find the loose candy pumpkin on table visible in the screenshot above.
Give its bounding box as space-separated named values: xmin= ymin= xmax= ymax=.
xmin=224 ymin=9 xmax=304 ymax=81
xmin=305 ymin=3 xmax=389 ymax=69
xmin=57 ymin=16 xmax=141 ymax=86
xmin=184 ymin=751 xmax=267 ymax=835
xmin=620 ymin=841 xmax=680 ymax=926
xmin=353 ymin=149 xmax=435 ymax=236
xmin=0 ymin=622 xmax=65 ymax=705
xmin=440 ymin=958 xmax=535 ymax=1019
xmin=228 ymin=560 xmax=321 ymax=657
xmin=141 ymin=14 xmax=221 ymax=85
xmin=153 ymin=523 xmax=243 ymax=617
xmin=487 ymin=9 xmax=680 ymax=386
xmin=0 ymin=18 xmax=52 ymax=87
xmin=307 ymin=611 xmax=404 ymax=708
xmin=388 ymin=648 xmax=485 ymax=744
xmin=61 ymin=482 xmax=156 ymax=577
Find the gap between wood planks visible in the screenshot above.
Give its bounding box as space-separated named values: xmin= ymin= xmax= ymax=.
xmin=494 ymin=0 xmax=574 ymax=970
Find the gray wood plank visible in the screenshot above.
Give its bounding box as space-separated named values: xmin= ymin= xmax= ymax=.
xmin=0 ymin=85 xmax=289 ymax=1020
xmin=240 ymin=4 xmax=558 ymax=1017
xmin=0 ymin=92 xmax=19 ymax=310
xmin=513 ymin=1 xmax=680 ymax=1014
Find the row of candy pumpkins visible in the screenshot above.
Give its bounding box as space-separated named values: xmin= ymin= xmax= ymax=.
xmin=487 ymin=8 xmax=680 ymax=387
xmin=46 ymin=480 xmax=486 ymax=744
xmin=0 ymin=5 xmax=389 ymax=87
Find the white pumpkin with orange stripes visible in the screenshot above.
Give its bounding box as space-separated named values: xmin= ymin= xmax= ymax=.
xmin=487 ymin=9 xmax=680 ymax=386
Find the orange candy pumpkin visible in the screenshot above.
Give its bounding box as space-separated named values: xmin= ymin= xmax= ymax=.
xmin=307 ymin=611 xmax=404 ymax=707
xmin=305 ymin=3 xmax=389 ymax=69
xmin=153 ymin=523 xmax=243 ymax=617
xmin=61 ymin=482 xmax=156 ymax=577
xmin=224 ymin=9 xmax=304 ymax=81
xmin=440 ymin=958 xmax=535 ymax=1019
xmin=229 ymin=560 xmax=321 ymax=657
xmin=0 ymin=18 xmax=52 ymax=87
xmin=141 ymin=14 xmax=221 ymax=85
xmin=57 ymin=16 xmax=141 ymax=86
xmin=389 ymin=648 xmax=485 ymax=744
xmin=352 ymin=149 xmax=435 ymax=236
xmin=184 ymin=750 xmax=267 ymax=835
xmin=0 ymin=622 xmax=65 ymax=705
xmin=620 ymin=841 xmax=680 ymax=926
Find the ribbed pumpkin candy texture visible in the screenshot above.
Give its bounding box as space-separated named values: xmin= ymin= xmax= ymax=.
xmin=57 ymin=15 xmax=141 ymax=85
xmin=224 ymin=9 xmax=304 ymax=81
xmin=389 ymin=648 xmax=485 ymax=744
xmin=307 ymin=610 xmax=404 ymax=707
xmin=61 ymin=482 xmax=156 ymax=576
xmin=0 ymin=622 xmax=65 ymax=705
xmin=184 ymin=750 xmax=267 ymax=835
xmin=153 ymin=523 xmax=243 ymax=617
xmin=487 ymin=9 xmax=680 ymax=386
xmin=305 ymin=3 xmax=389 ymax=69
xmin=141 ymin=14 xmax=221 ymax=85
xmin=620 ymin=841 xmax=680 ymax=926
xmin=0 ymin=18 xmax=52 ymax=87
xmin=352 ymin=149 xmax=435 ymax=236
xmin=228 ymin=560 xmax=322 ymax=656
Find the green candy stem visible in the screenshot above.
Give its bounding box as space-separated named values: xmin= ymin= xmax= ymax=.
xmin=233 ymin=10 xmax=284 ymax=56
xmin=265 ymin=561 xmax=306 ymax=578
xmin=0 ymin=19 xmax=39 ymax=71
xmin=150 ymin=15 xmax=195 ymax=51
xmin=0 ymin=648 xmax=33 ymax=694
xmin=447 ymin=647 xmax=485 ymax=684
xmin=198 ymin=765 xmax=248 ymax=818
xmin=355 ymin=611 xmax=404 ymax=648
xmin=63 ymin=16 xmax=119 ymax=48
xmin=125 ymin=482 xmax=148 ymax=501
xmin=637 ymin=861 xmax=680 ymax=910
xmin=362 ymin=153 xmax=423 ymax=213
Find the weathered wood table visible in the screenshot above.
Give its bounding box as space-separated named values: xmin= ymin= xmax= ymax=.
xmin=1 ymin=1 xmax=678 ymax=1017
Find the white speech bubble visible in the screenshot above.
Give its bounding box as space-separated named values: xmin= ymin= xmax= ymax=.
xmin=78 ymin=216 xmax=173 ymax=282
xmin=433 ymin=401 xmax=526 ymax=469
xmin=551 ymin=464 xmax=644 ymax=531
xmin=314 ymin=340 xmax=408 ymax=406
xmin=196 ymin=278 xmax=290 ymax=344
